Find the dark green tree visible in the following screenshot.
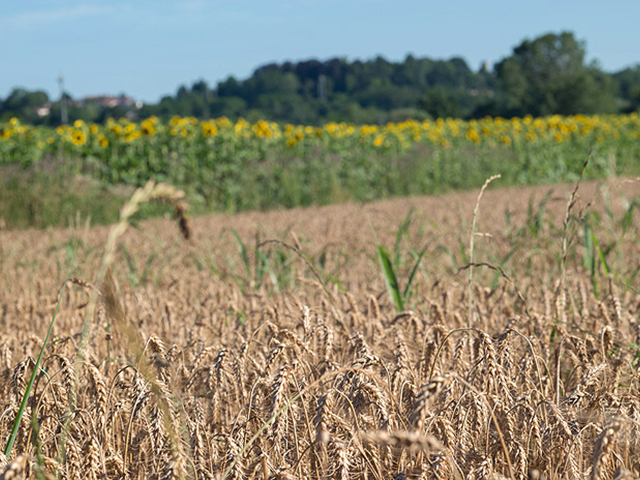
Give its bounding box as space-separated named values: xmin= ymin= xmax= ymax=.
xmin=4 ymin=38 xmax=632 ymax=126
xmin=0 ymin=88 xmax=49 ymax=123
xmin=495 ymin=31 xmax=617 ymax=116
xmin=613 ymin=65 xmax=640 ymax=111
xmin=419 ymin=87 xmax=461 ymax=119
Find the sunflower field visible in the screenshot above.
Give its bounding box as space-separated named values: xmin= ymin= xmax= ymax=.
xmin=1 ymin=113 xmax=639 ymax=227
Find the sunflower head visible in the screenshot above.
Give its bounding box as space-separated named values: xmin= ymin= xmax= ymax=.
xmin=98 ymin=133 xmax=109 ymax=148
xmin=71 ymin=129 xmax=87 ymax=146
xmin=141 ymin=119 xmax=156 ymax=136
xmin=201 ymin=121 xmax=218 ymax=137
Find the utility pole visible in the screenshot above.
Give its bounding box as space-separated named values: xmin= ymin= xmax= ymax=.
xmin=205 ymin=86 xmax=211 ymax=119
xmin=318 ymin=74 xmax=327 ymax=102
xmin=58 ymin=74 xmax=68 ymax=124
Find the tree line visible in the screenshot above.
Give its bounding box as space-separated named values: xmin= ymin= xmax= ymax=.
xmin=2 ymin=31 xmax=640 ymax=125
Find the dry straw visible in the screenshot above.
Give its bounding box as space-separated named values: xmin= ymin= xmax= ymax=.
xmin=1 ymin=164 xmax=639 ymax=479
xmin=468 ymin=174 xmax=501 ymax=326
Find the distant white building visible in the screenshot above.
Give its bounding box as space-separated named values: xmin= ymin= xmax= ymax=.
xmin=36 ymin=103 xmax=52 ymax=117
xmin=79 ymin=95 xmax=140 ymax=109
xmin=34 ymin=94 xmax=142 ymax=118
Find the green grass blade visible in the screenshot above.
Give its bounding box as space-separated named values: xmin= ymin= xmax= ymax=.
xmin=583 ymin=222 xmax=595 ymax=277
xmin=394 ymin=207 xmax=414 ymax=266
xmin=120 ymin=244 xmax=139 ymax=288
xmin=457 ymin=235 xmax=468 ymax=265
xmin=436 ymin=244 xmax=458 ymax=271
xmin=230 ymin=228 xmax=251 ymax=280
xmin=377 ymin=245 xmax=404 ymax=312
xmin=592 ymin=231 xmax=611 ymax=276
xmin=621 ymin=199 xmax=639 ymax=236
xmin=253 ymin=232 xmax=266 ymax=286
xmin=4 ymin=282 xmax=66 ymax=457
xmin=257 ymin=249 xmax=280 ymax=292
xmin=403 ymin=245 xmax=428 ymax=301
xmin=627 ymin=266 xmax=640 ymax=291
xmin=324 ymin=273 xmax=346 ymax=293
xmin=140 ymin=252 xmax=158 ymax=285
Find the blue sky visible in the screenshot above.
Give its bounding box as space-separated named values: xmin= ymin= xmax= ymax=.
xmin=2 ymin=1 xmax=639 ymax=103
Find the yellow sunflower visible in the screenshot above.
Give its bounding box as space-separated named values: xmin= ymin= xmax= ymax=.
xmin=201 ymin=121 xmax=218 ymax=137
xmin=71 ymin=129 xmax=87 ymax=146
xmin=98 ymin=133 xmax=109 ymax=148
xmin=141 ymin=119 xmax=156 ymax=136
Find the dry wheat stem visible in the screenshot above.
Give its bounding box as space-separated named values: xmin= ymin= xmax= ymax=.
xmin=468 ymin=174 xmax=501 ymax=327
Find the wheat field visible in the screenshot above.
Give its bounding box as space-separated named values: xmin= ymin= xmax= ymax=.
xmin=1 ymin=177 xmax=639 ymax=479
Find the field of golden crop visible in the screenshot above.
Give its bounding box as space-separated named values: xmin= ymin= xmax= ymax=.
xmin=1 ymin=176 xmax=639 ymax=479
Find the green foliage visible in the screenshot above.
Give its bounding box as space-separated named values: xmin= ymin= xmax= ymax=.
xmin=376 ymin=244 xmax=428 ymax=313
xmin=0 ymin=164 xmax=179 ymax=229
xmin=375 ymin=209 xmax=429 ymax=312
xmin=0 ymin=88 xmax=50 ymax=124
xmin=613 ymin=65 xmax=640 ymax=112
xmin=2 ymin=107 xmax=640 ymax=230
xmin=418 ymin=87 xmax=462 ymax=119
xmin=2 ymin=125 xmax=640 ymax=230
xmin=0 ymin=169 xmax=122 ymax=229
xmin=621 ymin=199 xmax=640 ymax=236
xmin=582 ymin=213 xmax=612 ymax=295
xmin=495 ymin=32 xmax=618 ymax=116
xmin=226 ymin=229 xmax=300 ymax=293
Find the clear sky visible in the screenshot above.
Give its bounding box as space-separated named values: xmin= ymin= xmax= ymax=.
xmin=2 ymin=1 xmax=639 ymax=103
